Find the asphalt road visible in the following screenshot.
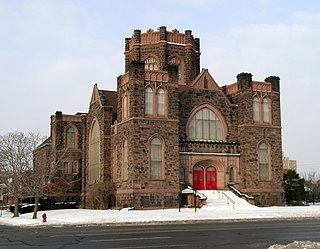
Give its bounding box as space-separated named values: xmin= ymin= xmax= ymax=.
xmin=1 ymin=219 xmax=320 ymax=249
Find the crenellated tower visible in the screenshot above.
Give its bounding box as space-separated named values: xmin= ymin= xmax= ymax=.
xmin=124 ymin=26 xmax=200 ymax=86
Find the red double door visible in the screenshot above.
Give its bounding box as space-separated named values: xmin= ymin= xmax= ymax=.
xmin=193 ymin=166 xmax=217 ymax=190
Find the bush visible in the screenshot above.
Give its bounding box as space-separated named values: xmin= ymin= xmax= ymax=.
xmin=288 ymin=200 xmax=309 ymax=206
xmin=9 ymin=203 xmax=44 ymax=214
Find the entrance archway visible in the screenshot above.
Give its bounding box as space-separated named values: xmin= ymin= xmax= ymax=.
xmin=206 ymin=166 xmax=217 ymax=190
xmin=193 ymin=166 xmax=204 ymax=190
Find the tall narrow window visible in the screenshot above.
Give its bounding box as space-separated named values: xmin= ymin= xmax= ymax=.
xmin=90 ymin=120 xmax=100 ymax=184
xmin=258 ymin=143 xmax=269 ymax=181
xmin=204 ymin=76 xmax=208 ymax=89
xmin=123 ymin=139 xmax=128 ymax=180
xmin=145 ymin=87 xmax=153 ymax=115
xmin=262 ymin=98 xmax=270 ymax=123
xmin=188 ymin=107 xmax=223 ymax=141
xmin=114 ymin=145 xmax=118 ymax=180
xmin=144 ymin=57 xmax=158 ymax=70
xmin=179 ymin=167 xmax=185 ymax=183
xmin=150 ymin=138 xmax=162 ymax=180
xmin=71 ymin=162 xmax=78 ymax=175
xmin=157 ymin=88 xmax=165 ymax=116
xmin=253 ymin=97 xmax=260 ymax=122
xmin=66 ymin=127 xmax=76 ymax=148
xmin=123 ymin=91 xmax=128 ymax=119
xmin=169 ymin=57 xmax=182 ymax=81
xmin=64 ymin=162 xmax=69 ymax=174
xmin=229 ymin=167 xmax=234 ymax=183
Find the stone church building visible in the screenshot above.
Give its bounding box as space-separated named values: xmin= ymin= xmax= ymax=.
xmin=34 ymin=27 xmax=284 ymax=208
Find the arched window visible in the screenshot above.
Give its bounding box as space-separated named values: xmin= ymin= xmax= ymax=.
xmin=113 ymin=145 xmax=118 ymax=181
xmin=229 ymin=167 xmax=235 ymax=183
xmin=258 ymin=143 xmax=269 ymax=181
xmin=90 ymin=120 xmax=100 ymax=184
xmin=179 ymin=167 xmax=185 ymax=183
xmin=204 ymin=76 xmax=208 ymax=89
xmin=262 ymin=98 xmax=270 ymax=123
xmin=66 ymin=127 xmax=76 ymax=148
xmin=145 ymin=87 xmax=153 ymax=115
xmin=123 ymin=139 xmax=128 ymax=180
xmin=123 ymin=90 xmax=129 ymax=119
xmin=150 ymin=138 xmax=163 ymax=180
xmin=169 ymin=57 xmax=181 ymax=80
xmin=157 ymin=88 xmax=165 ymax=116
xmin=144 ymin=57 xmax=158 ymax=70
xmin=188 ymin=107 xmax=223 ymax=141
xmin=253 ymin=97 xmax=260 ymax=122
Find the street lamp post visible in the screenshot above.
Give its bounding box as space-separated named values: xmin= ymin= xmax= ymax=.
xmin=194 ymin=189 xmax=197 ymax=213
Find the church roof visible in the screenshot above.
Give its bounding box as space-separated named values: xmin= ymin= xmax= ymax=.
xmin=101 ymin=90 xmax=117 ymax=112
xmin=90 ymin=84 xmax=117 ymax=112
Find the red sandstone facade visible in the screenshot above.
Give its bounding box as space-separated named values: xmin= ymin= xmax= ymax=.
xmin=34 ymin=27 xmax=284 ymax=208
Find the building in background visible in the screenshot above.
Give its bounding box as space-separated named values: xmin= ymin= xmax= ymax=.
xmin=283 ymin=155 xmax=298 ymax=173
xmin=34 ymin=27 xmax=284 ymax=208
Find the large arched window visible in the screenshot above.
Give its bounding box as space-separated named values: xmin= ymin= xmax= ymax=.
xmin=150 ymin=137 xmax=163 ymax=180
xmin=258 ymin=143 xmax=269 ymax=181
xmin=262 ymin=98 xmax=270 ymax=123
xmin=123 ymin=139 xmax=128 ymax=180
xmin=145 ymin=87 xmax=153 ymax=115
xmin=66 ymin=127 xmax=76 ymax=148
xmin=90 ymin=120 xmax=100 ymax=184
xmin=144 ymin=57 xmax=158 ymax=70
xmin=188 ymin=107 xmax=223 ymax=141
xmin=157 ymin=88 xmax=165 ymax=116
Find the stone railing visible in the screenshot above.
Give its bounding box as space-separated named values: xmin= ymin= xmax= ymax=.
xmin=179 ymin=140 xmax=240 ymax=154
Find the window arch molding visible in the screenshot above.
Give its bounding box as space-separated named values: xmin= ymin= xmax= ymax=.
xmin=148 ymin=135 xmax=165 ymax=180
xmin=257 ymin=141 xmax=271 ymax=181
xmin=186 ymin=104 xmax=228 ymax=142
xmin=88 ymin=118 xmax=101 ymax=184
xmin=65 ymin=125 xmax=78 ymax=149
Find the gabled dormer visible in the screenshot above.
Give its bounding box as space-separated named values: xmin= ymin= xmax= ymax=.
xmin=187 ymin=68 xmax=220 ymax=90
xmin=180 ymin=68 xmax=223 ymax=100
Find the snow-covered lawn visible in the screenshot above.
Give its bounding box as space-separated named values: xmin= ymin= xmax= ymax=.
xmin=1 ymin=204 xmax=320 ymax=227
xmin=1 ymin=190 xmax=320 ymax=249
xmin=1 ymin=191 xmax=320 ymax=227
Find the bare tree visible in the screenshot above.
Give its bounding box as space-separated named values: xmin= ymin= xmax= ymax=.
xmin=22 ymin=169 xmax=49 ymax=219
xmin=0 ymin=132 xmax=44 ymax=217
xmin=302 ymin=169 xmax=320 ymax=204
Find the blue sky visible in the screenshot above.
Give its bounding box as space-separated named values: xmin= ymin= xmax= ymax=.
xmin=1 ymin=0 xmax=319 ymax=173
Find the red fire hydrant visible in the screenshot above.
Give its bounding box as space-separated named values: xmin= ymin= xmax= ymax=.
xmin=42 ymin=213 xmax=47 ymax=223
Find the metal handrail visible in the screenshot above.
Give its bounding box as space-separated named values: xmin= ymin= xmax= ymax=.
xmin=229 ymin=185 xmax=254 ymax=200
xmin=220 ymin=191 xmax=235 ymax=210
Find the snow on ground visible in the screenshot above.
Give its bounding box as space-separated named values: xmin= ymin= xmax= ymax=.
xmin=1 ymin=190 xmax=319 ymax=248
xmin=269 ymin=241 xmax=320 ymax=249
xmin=1 ymin=190 xmax=320 ymax=227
